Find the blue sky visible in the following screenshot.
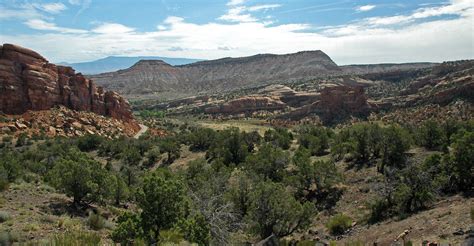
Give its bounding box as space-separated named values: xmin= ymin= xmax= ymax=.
xmin=0 ymin=0 xmax=473 ymax=64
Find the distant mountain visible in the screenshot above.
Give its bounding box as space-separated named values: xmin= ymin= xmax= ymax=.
xmin=61 ymin=56 xmax=204 ymax=74
xmin=89 ymin=51 xmax=341 ymax=99
xmin=340 ymin=62 xmax=437 ymax=74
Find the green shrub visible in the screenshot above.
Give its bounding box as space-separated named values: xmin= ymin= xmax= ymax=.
xmin=51 ymin=231 xmax=101 ymax=245
xmin=0 ymin=231 xmax=19 ymax=245
xmin=0 ymin=211 xmax=11 ymax=222
xmin=0 ymin=170 xmax=8 ymax=191
xmin=264 ymin=127 xmax=293 ymax=150
xmin=246 ymin=180 xmax=314 ymax=238
xmin=138 ymin=169 xmax=188 ymax=241
xmin=76 ymin=134 xmax=104 ymax=152
xmin=418 ymin=120 xmax=445 ymax=150
xmin=368 ymin=198 xmax=392 ymax=224
xmin=86 ymin=211 xmax=106 ymax=230
xmin=158 ymin=229 xmax=185 ymax=244
xmin=16 ymin=132 xmax=29 ymax=147
xmin=112 ymin=212 xmax=143 ymax=245
xmin=326 ymin=213 xmax=352 ymax=235
xmin=177 ymin=213 xmax=211 ymax=246
xmin=245 ymin=144 xmax=289 ymax=182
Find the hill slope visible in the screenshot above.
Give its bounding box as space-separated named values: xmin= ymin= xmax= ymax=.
xmin=89 ymin=51 xmax=341 ymax=99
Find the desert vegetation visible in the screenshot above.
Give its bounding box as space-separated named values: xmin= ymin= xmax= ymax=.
xmin=0 ymin=116 xmax=472 ymax=245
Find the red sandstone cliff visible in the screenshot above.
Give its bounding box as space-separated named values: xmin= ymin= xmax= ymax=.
xmin=0 ymin=44 xmax=138 ymax=130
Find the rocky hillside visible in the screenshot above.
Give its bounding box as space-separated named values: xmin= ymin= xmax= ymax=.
xmin=0 ymin=44 xmax=138 ymax=130
xmin=89 ymin=51 xmax=341 ymax=99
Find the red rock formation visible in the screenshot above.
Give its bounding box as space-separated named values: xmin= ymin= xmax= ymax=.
xmin=282 ymin=85 xmax=371 ymax=123
xmin=205 ymin=96 xmax=286 ymax=114
xmin=0 ymin=44 xmax=138 ymax=130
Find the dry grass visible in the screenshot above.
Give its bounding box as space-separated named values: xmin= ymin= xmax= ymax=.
xmin=197 ymin=119 xmax=271 ymax=135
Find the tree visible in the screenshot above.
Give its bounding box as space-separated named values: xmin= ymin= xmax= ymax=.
xmin=242 ymin=130 xmax=262 ymax=152
xmin=351 ymin=124 xmax=370 ymax=163
xmin=292 ymin=149 xmax=342 ymax=205
xmin=419 ymin=120 xmax=445 ymax=150
xmin=145 ymin=147 xmax=161 ymax=168
xmin=185 ymin=159 xmax=238 ymax=245
xmin=137 ymin=169 xmax=188 ymax=242
xmin=451 ymin=130 xmax=474 ymax=191
xmin=331 ymin=128 xmax=354 ymax=161
xmin=0 ymin=150 xmax=21 ymax=183
xmin=206 ymin=128 xmax=249 ymax=165
xmin=178 ymin=213 xmax=211 ymax=246
xmin=226 ymin=169 xmax=255 ymax=217
xmin=76 ymin=134 xmax=104 ymax=152
xmin=297 ymin=126 xmax=331 ymax=156
xmin=264 ymin=127 xmax=293 ymax=150
xmin=112 ymin=175 xmax=129 ymax=206
xmin=393 ymin=164 xmax=435 ymax=214
xmin=379 ymin=126 xmax=411 ymax=172
xmin=246 ymin=181 xmax=314 ymax=238
xmin=367 ymin=123 xmax=383 ymax=158
xmin=159 ymin=138 xmax=181 ymax=164
xmin=48 ymin=148 xmax=112 ymax=205
xmin=188 ymin=128 xmax=217 ymax=152
xmin=244 ymin=144 xmax=289 ymax=182
xmin=112 ymin=212 xmax=143 ymax=245
xmin=120 ymin=147 xmax=142 ymax=166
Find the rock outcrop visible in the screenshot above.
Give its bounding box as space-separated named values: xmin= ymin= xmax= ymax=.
xmin=89 ymin=51 xmax=342 ymax=99
xmin=0 ymin=44 xmax=138 ymax=130
xmin=204 ymin=96 xmax=286 ymax=114
xmin=201 ymin=84 xmax=370 ymax=124
xmin=281 ymin=85 xmax=371 ymax=123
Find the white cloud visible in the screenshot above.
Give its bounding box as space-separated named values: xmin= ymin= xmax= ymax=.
xmin=157 ymin=25 xmax=167 ymax=30
xmin=164 ymin=16 xmax=184 ymax=24
xmin=227 ymin=0 xmax=246 ymax=6
xmin=364 ymin=0 xmax=472 ymax=26
xmin=356 ymin=5 xmax=376 ymax=12
xmin=33 ymin=3 xmax=67 ymax=14
xmin=24 ymin=19 xmax=87 ymax=33
xmin=248 ymin=4 xmax=282 ymax=12
xmin=219 ymin=6 xmax=257 ymax=23
xmin=0 ymin=4 xmax=46 ymax=20
xmin=1 ymin=0 xmax=472 ymax=65
xmin=92 ymin=23 xmax=135 ymax=34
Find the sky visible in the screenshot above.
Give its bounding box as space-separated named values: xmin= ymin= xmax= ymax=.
xmin=0 ymin=0 xmax=473 ymax=64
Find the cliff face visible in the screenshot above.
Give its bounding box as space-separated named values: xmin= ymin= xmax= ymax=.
xmin=279 ymin=85 xmax=371 ymax=124
xmin=89 ymin=50 xmax=342 ymax=99
xmin=0 ymin=44 xmax=137 ymax=126
xmin=204 ymin=96 xmax=286 ymax=114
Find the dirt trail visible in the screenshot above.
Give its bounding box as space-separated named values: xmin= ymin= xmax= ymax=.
xmin=133 ymin=124 xmax=148 ymax=139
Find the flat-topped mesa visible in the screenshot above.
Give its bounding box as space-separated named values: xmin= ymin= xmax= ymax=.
xmin=0 ymin=43 xmax=139 ymax=130
xmin=89 ymin=49 xmax=341 ymax=99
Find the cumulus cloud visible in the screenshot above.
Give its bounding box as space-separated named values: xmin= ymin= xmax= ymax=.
xmin=24 ymin=19 xmax=87 ymax=33
xmin=356 ymin=5 xmax=376 ymax=12
xmin=1 ymin=0 xmax=472 ymax=64
xmin=219 ymin=6 xmax=257 ymax=22
xmin=92 ymin=23 xmax=135 ymax=34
